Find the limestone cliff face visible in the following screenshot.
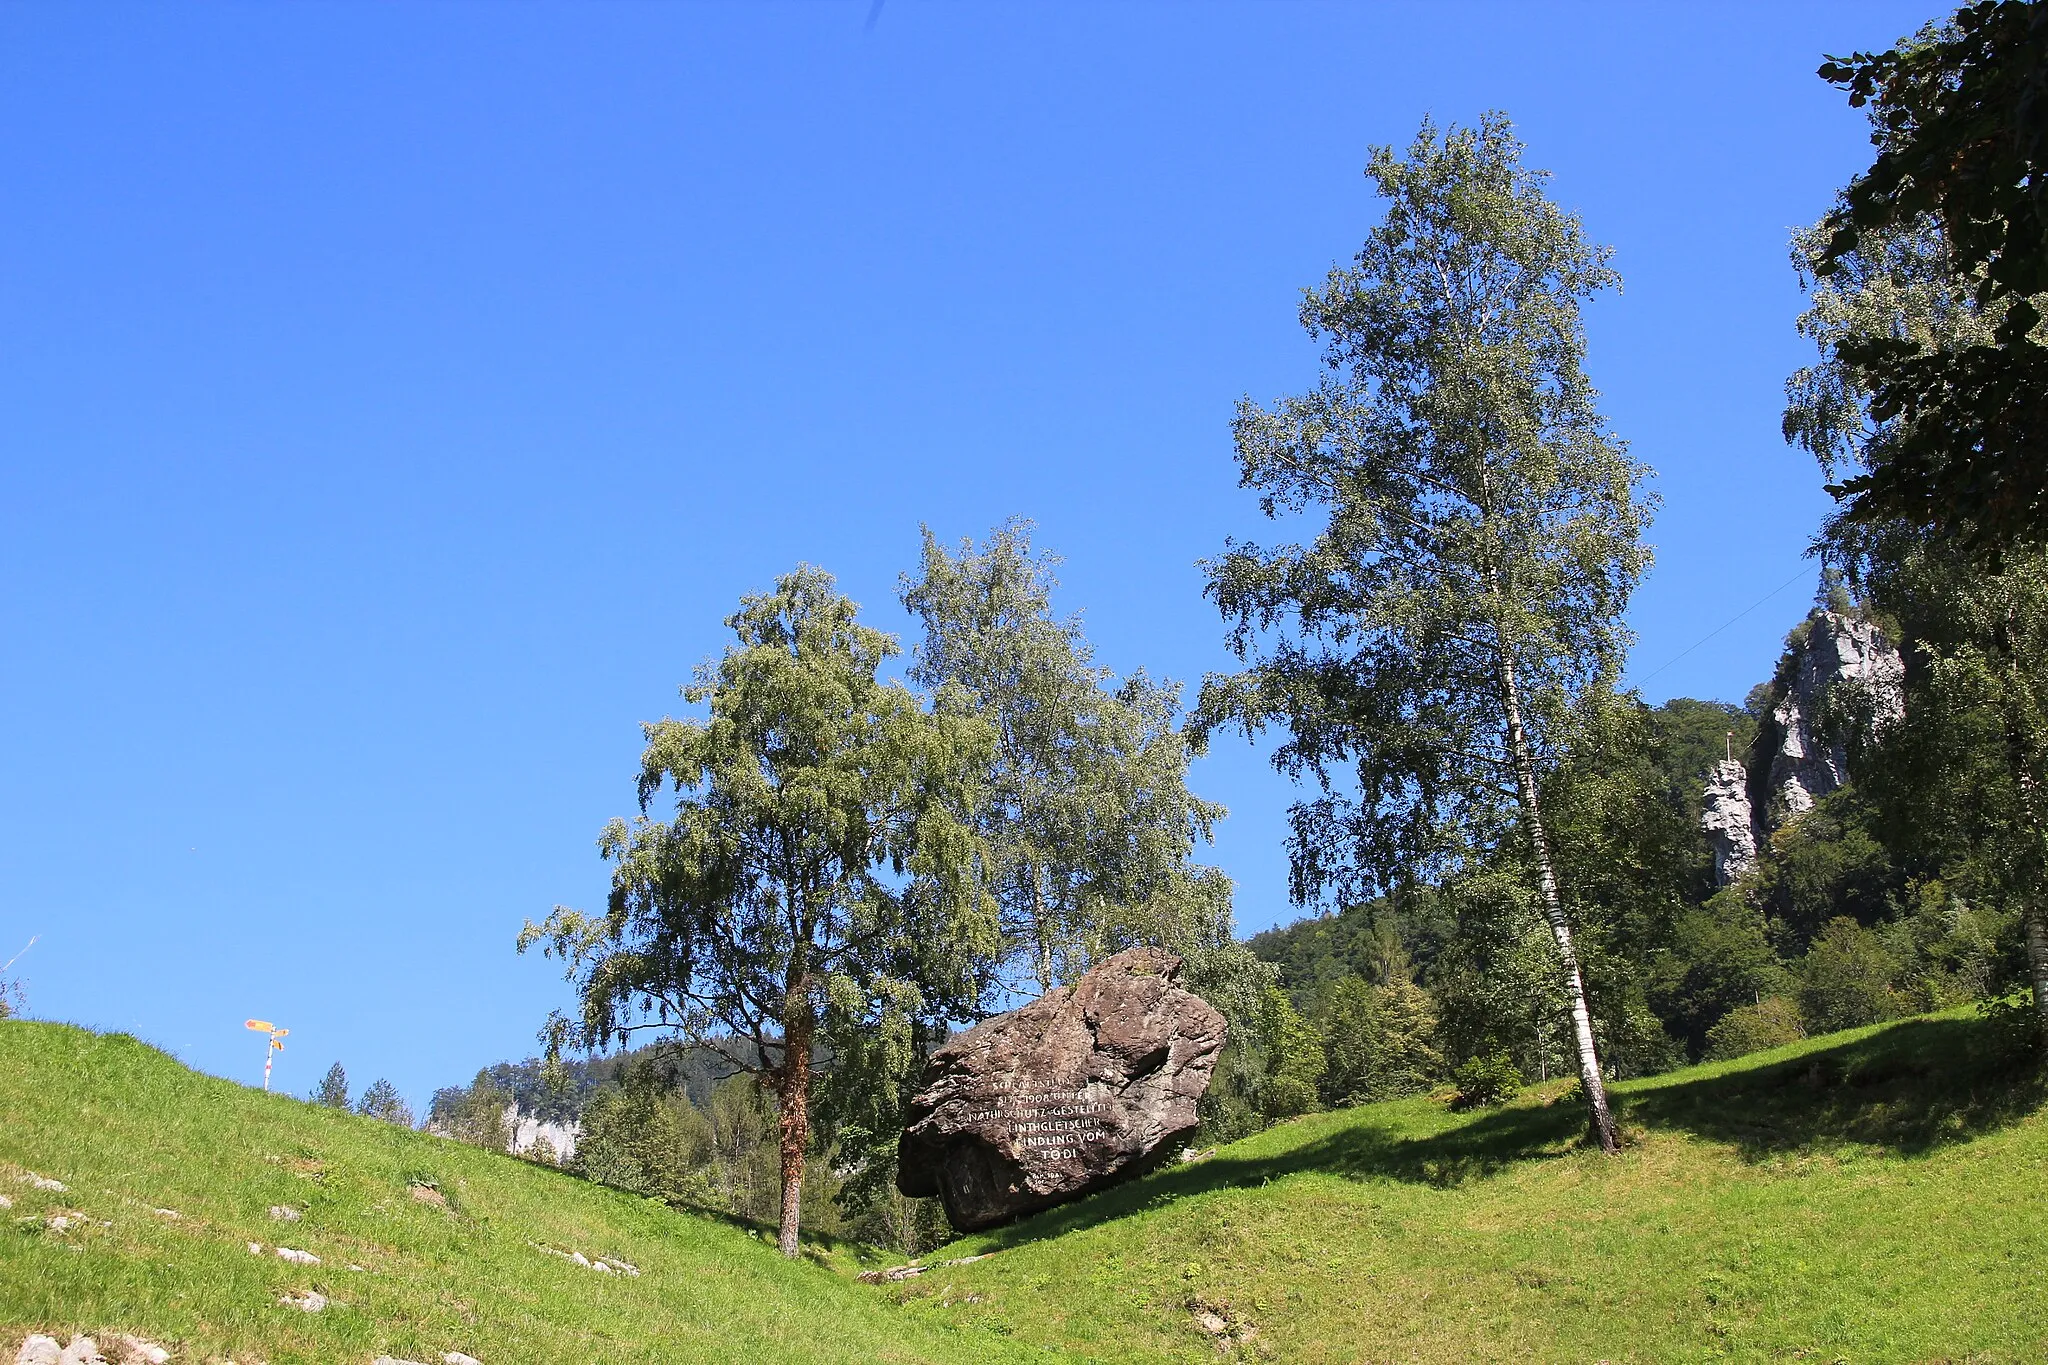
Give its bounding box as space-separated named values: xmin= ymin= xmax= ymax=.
xmin=504 ymin=1106 xmax=581 ymax=1160
xmin=1699 ymin=609 xmax=1904 ymax=884
xmin=1761 ymin=610 xmax=1904 ymax=823
xmin=1700 ymin=758 xmax=1757 ymax=885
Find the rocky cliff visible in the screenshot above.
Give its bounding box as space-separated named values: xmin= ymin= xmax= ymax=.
xmin=1700 ymin=758 xmax=1757 ymax=885
xmin=1701 ymin=608 xmax=1904 ymax=885
xmin=1761 ymin=610 xmax=1904 ymax=823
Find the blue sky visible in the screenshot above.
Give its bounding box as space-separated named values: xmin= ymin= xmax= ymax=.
xmin=1 ymin=1 xmax=1930 ymax=1109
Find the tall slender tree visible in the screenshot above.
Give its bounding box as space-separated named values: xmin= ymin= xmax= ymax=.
xmin=901 ymin=521 xmax=1227 ymax=995
xmin=1196 ymin=115 xmax=1652 ymax=1151
xmin=521 ymin=566 xmax=996 ymax=1256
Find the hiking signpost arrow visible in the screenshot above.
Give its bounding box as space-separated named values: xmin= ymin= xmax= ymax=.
xmin=245 ymin=1019 xmax=288 ymax=1091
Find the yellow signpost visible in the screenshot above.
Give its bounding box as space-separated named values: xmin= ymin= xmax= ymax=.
xmin=245 ymin=1019 xmax=288 ymax=1091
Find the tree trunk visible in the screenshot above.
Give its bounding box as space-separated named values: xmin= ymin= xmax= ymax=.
xmin=1497 ymin=649 xmax=1621 ymax=1154
xmin=775 ymin=1001 xmax=814 ymax=1258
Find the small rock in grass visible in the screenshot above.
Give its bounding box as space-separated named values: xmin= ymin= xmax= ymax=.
xmin=1191 ymin=1309 xmax=1228 ymax=1336
xmin=247 ymin=1242 xmax=265 ymax=1255
xmin=151 ymin=1209 xmax=178 ymax=1219
xmin=56 ymin=1338 xmax=106 ymax=1365
xmin=14 ymin=1335 xmax=62 ymax=1365
xmin=275 ymin=1247 xmax=319 ymax=1266
xmin=0 ymin=1194 xmax=12 ymax=1210
xmin=372 ymin=1358 xmax=427 ymax=1365
xmin=444 ymin=1354 xmax=483 ymax=1365
xmin=268 ymin=1206 xmax=301 ymax=1222
xmin=278 ymin=1290 xmax=327 ymax=1312
xmin=568 ymin=1251 xmax=590 ymax=1267
xmin=116 ymin=1338 xmax=169 ymax=1365
xmin=348 ymin=1263 xmax=366 ymax=1272
xmin=44 ymin=1214 xmax=82 ymax=1233
xmin=605 ymin=1258 xmax=640 ymax=1277
xmin=20 ymin=1174 xmax=67 ymax=1193
xmin=591 ymin=1260 xmax=613 ymax=1274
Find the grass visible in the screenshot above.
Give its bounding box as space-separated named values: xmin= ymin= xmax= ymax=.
xmin=0 ymin=1021 xmax=1045 ymax=1365
xmin=884 ymin=1008 xmax=2048 ymax=1363
xmin=6 ymin=1010 xmax=2046 ymax=1363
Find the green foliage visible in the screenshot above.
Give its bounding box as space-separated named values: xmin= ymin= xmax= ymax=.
xmin=311 ymin=1062 xmax=349 ymax=1109
xmin=425 ymin=1071 xmax=505 ymax=1146
xmin=1752 ymin=786 xmax=1898 ymax=953
xmin=1196 ymin=113 xmax=1652 ymax=910
xmin=1199 ymin=982 xmax=1328 ymax=1137
xmin=1261 ymin=990 xmax=1328 ymax=1119
xmin=522 ymin=565 xmax=999 ymax=1254
xmin=1703 ymin=995 xmax=1807 ymax=1061
xmin=1648 ymin=891 xmax=1790 ymax=1059
xmin=1317 ymin=975 xmax=1444 ymax=1107
xmin=1450 ymin=1051 xmax=1523 ymax=1108
xmin=902 ymin=521 xmax=1228 ymax=995
xmin=574 ymin=1061 xmax=717 ymax=1206
xmin=1195 ymin=112 xmax=1653 ymax=1150
xmin=1797 ymin=917 xmax=1906 ymax=1033
xmin=354 ymin=1078 xmax=413 ymax=1128
xmin=1810 ymin=2 xmax=2048 ymax=552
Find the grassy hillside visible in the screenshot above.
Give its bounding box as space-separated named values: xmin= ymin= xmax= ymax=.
xmin=0 ymin=1022 xmax=1037 ymax=1365
xmin=8 ymin=1011 xmax=2047 ymax=1363
xmin=887 ymin=1009 xmax=2048 ymax=1363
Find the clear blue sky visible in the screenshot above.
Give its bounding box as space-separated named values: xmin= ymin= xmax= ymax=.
xmin=1 ymin=1 xmax=1930 ymax=1110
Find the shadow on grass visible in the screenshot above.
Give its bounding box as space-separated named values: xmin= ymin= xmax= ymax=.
xmin=963 ymin=1012 xmax=2045 ymax=1253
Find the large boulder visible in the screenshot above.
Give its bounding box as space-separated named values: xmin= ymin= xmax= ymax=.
xmin=897 ymin=947 xmax=1226 ymax=1231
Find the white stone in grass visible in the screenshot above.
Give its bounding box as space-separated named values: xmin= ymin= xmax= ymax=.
xmin=44 ymin=1214 xmax=79 ymax=1232
xmin=275 ymin=1247 xmax=320 ymax=1265
xmin=152 ymin=1208 xmax=178 ymax=1219
xmin=591 ymin=1260 xmax=613 ymax=1274
xmin=269 ymin=1205 xmax=301 ymax=1221
xmin=0 ymin=1194 xmax=12 ymax=1209
xmin=373 ymin=1358 xmax=428 ymax=1365
xmin=247 ymin=1242 xmax=265 ymax=1255
xmin=116 ymin=1338 xmax=169 ymax=1365
xmin=55 ymin=1339 xmax=106 ymax=1365
xmin=20 ymin=1174 xmax=66 ymax=1193
xmin=13 ymin=1336 xmax=62 ymax=1365
xmin=568 ymin=1250 xmax=590 ymax=1267
xmin=444 ymin=1354 xmax=484 ymax=1365
xmin=278 ymin=1289 xmax=327 ymax=1312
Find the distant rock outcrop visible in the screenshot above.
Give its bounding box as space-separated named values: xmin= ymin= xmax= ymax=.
xmin=1700 ymin=608 xmax=1906 ymax=881
xmin=504 ymin=1107 xmax=580 ymax=1161
xmin=897 ymin=947 xmax=1226 ymax=1231
xmin=1763 ymin=610 xmax=1904 ymax=821
xmin=1701 ymin=758 xmax=1757 ymax=885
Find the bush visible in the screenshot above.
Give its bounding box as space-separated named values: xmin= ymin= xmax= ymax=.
xmin=1451 ymin=1051 xmax=1522 ymax=1108
xmin=1703 ymin=995 xmax=1806 ymax=1060
xmin=1797 ymin=917 xmax=1905 ymax=1033
xmin=1261 ymin=1075 xmax=1320 ymax=1120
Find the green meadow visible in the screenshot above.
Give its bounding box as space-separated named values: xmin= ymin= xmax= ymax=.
xmin=6 ymin=1010 xmax=2045 ymax=1363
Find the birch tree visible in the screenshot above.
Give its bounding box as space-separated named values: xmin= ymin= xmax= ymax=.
xmin=901 ymin=521 xmax=1227 ymax=995
xmin=1195 ymin=115 xmax=1651 ymax=1152
xmin=521 ymin=566 xmax=997 ymax=1256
